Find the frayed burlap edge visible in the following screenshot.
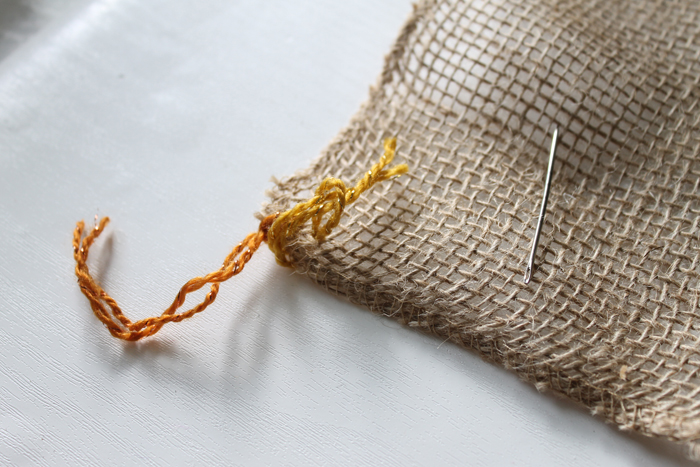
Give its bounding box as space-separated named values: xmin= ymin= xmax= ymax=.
xmin=260 ymin=0 xmax=700 ymax=459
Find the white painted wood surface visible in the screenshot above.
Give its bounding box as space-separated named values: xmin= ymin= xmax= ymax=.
xmin=0 ymin=1 xmax=694 ymax=465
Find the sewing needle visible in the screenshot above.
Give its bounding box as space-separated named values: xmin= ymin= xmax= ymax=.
xmin=524 ymin=127 xmax=558 ymax=284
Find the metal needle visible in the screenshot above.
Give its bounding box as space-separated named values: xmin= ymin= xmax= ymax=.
xmin=524 ymin=127 xmax=558 ymax=284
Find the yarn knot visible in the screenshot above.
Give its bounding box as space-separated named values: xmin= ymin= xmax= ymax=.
xmin=266 ymin=138 xmax=407 ymax=267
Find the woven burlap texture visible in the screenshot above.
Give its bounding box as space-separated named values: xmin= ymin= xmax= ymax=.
xmin=262 ymin=0 xmax=700 ymax=455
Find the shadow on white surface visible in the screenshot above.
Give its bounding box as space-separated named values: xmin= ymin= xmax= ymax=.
xmin=80 ymin=256 xmax=696 ymax=466
xmin=0 ymin=0 xmax=86 ymax=61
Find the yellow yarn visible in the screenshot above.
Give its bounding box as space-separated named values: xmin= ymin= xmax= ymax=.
xmin=72 ymin=137 xmax=407 ymax=341
xmin=267 ymin=138 xmax=408 ymax=267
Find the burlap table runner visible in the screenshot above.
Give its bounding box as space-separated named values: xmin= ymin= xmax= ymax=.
xmin=262 ymin=0 xmax=700 ymax=456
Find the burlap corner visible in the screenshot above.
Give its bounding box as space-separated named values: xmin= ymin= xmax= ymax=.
xmin=263 ymin=0 xmax=700 ymax=457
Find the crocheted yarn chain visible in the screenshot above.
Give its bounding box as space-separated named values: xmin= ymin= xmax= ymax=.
xmin=73 ymin=138 xmax=407 ymax=341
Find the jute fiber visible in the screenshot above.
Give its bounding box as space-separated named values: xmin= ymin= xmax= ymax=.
xmin=262 ymin=0 xmax=700 ymax=456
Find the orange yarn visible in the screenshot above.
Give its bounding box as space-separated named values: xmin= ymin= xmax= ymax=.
xmin=73 ymin=138 xmax=407 ymax=341
xmin=73 ymin=214 xmax=275 ymax=341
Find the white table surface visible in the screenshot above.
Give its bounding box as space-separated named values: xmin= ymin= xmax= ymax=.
xmin=0 ymin=1 xmax=695 ymax=465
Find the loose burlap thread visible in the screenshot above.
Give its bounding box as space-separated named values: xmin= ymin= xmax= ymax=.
xmin=262 ymin=0 xmax=700 ymax=457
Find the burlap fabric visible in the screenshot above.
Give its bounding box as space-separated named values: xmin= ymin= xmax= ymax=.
xmin=262 ymin=0 xmax=700 ymax=455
